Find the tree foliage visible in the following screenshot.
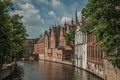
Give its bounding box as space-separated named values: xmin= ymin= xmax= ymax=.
xmin=64 ymin=27 xmax=76 ymax=48
xmin=82 ymin=0 xmax=120 ymax=56
xmin=0 ymin=0 xmax=26 ymax=68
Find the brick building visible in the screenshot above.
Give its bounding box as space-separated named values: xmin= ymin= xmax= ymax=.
xmin=33 ymin=11 xmax=79 ymax=63
xmin=74 ymin=14 xmax=107 ymax=77
xmin=44 ymin=19 xmax=76 ymax=62
xmin=87 ymin=31 xmax=107 ymax=77
xmin=24 ymin=39 xmax=37 ymax=58
xmin=33 ymin=36 xmax=45 ymax=59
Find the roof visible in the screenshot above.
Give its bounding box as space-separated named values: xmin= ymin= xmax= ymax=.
xmin=57 ymin=46 xmax=64 ymax=50
xmin=55 ymin=26 xmax=61 ymax=41
xmin=64 ymin=46 xmax=72 ymax=50
xmin=36 ymin=36 xmax=44 ymax=43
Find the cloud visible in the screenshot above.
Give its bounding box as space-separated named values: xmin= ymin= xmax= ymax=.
xmin=48 ymin=11 xmax=60 ymax=23
xmin=37 ymin=0 xmax=49 ymax=4
xmin=36 ymin=0 xmax=61 ymax=7
xmin=60 ymin=11 xmax=82 ymax=25
xmin=11 ymin=2 xmax=44 ymax=38
xmin=13 ymin=3 xmax=44 ymax=25
xmin=11 ymin=0 xmax=31 ymax=3
xmin=48 ymin=11 xmax=56 ymax=16
xmin=51 ymin=0 xmax=61 ymax=7
xmin=11 ymin=0 xmax=87 ymax=38
xmin=61 ymin=17 xmax=71 ymax=24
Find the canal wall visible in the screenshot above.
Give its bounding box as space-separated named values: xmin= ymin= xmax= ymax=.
xmin=55 ymin=60 xmax=73 ymax=65
xmin=44 ymin=59 xmax=73 ymax=66
xmin=85 ymin=59 xmax=120 ymax=80
xmin=104 ymin=59 xmax=120 ymax=80
xmin=86 ymin=62 xmax=105 ymax=79
xmin=43 ymin=59 xmax=105 ymax=79
xmin=41 ymin=59 xmax=120 ymax=80
xmin=0 ymin=62 xmax=16 ymax=80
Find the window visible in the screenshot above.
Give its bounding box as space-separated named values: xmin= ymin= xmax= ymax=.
xmin=91 ymin=46 xmax=94 ymax=60
xmin=98 ymin=46 xmax=101 ymax=60
xmin=90 ymin=46 xmax=91 ymax=59
xmin=87 ymin=46 xmax=89 ymax=59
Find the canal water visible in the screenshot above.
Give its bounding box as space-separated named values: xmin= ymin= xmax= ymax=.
xmin=4 ymin=60 xmax=103 ymax=80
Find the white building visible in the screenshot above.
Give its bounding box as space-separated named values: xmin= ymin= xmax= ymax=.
xmin=75 ymin=21 xmax=87 ymax=69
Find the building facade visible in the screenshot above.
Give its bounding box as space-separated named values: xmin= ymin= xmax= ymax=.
xmin=44 ymin=24 xmax=74 ymax=62
xmin=75 ymin=20 xmax=87 ymax=69
xmin=33 ymin=36 xmax=45 ymax=59
xmin=87 ymin=31 xmax=106 ymax=77
xmin=24 ymin=39 xmax=37 ymax=58
xmin=33 ymin=11 xmax=79 ymax=63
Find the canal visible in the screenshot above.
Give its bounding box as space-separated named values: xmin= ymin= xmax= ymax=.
xmin=4 ymin=60 xmax=103 ymax=80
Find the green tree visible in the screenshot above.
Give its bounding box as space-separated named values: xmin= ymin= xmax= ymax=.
xmin=64 ymin=27 xmax=76 ymax=48
xmin=0 ymin=0 xmax=26 ymax=68
xmin=9 ymin=14 xmax=26 ymax=61
xmin=82 ymin=0 xmax=120 ymax=55
xmin=82 ymin=0 xmax=120 ymax=67
xmin=0 ymin=0 xmax=13 ymax=67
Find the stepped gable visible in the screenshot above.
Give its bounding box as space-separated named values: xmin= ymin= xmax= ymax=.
xmin=55 ymin=25 xmax=61 ymax=47
xmin=36 ymin=36 xmax=44 ymax=43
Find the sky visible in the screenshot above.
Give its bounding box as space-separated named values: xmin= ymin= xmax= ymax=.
xmin=11 ymin=0 xmax=88 ymax=38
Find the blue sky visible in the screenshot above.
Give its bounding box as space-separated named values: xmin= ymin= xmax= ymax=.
xmin=11 ymin=0 xmax=88 ymax=38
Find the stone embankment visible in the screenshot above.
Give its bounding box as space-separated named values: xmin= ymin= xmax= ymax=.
xmin=23 ymin=56 xmax=120 ymax=80
xmin=82 ymin=59 xmax=120 ymax=80
xmin=53 ymin=60 xmax=73 ymax=65
xmin=43 ymin=59 xmax=73 ymax=66
xmin=0 ymin=62 xmax=16 ymax=80
xmin=104 ymin=59 xmax=120 ymax=80
xmin=51 ymin=59 xmax=120 ymax=80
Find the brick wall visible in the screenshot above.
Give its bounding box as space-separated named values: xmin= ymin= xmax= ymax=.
xmin=87 ymin=32 xmax=106 ymax=79
xmin=38 ymin=42 xmax=45 ymax=54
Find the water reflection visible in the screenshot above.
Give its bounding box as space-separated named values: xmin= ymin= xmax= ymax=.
xmin=5 ymin=61 xmax=103 ymax=80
